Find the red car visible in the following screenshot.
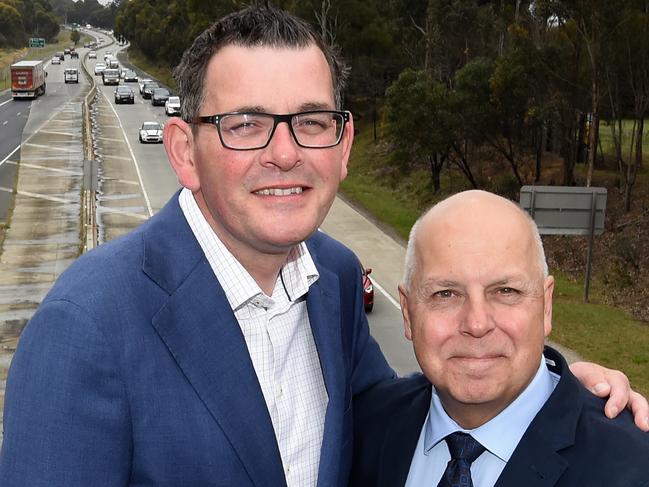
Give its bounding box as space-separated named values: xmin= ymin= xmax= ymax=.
xmin=362 ymin=267 xmax=374 ymax=312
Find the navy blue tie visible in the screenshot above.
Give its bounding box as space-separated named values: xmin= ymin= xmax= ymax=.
xmin=436 ymin=432 xmax=486 ymax=487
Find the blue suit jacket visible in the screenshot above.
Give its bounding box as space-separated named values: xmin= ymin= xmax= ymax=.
xmin=350 ymin=347 xmax=649 ymax=487
xmin=0 ymin=194 xmax=394 ymax=486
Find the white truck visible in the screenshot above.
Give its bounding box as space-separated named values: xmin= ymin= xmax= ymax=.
xmin=11 ymin=60 xmax=46 ymax=99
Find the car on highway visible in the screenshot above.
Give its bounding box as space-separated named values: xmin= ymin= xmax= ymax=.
xmin=88 ymin=50 xmax=97 ymax=59
xmin=151 ymin=88 xmax=171 ymax=106
xmin=70 ymin=49 xmax=79 ymax=58
xmin=142 ymin=81 xmax=159 ymax=99
xmin=54 ymin=52 xmax=65 ymax=62
xmin=139 ymin=121 xmax=163 ymax=143
xmin=103 ymin=51 xmax=113 ymax=61
xmin=64 ymin=48 xmax=71 ymax=56
xmin=362 ymin=266 xmax=374 ymax=312
xmin=94 ymin=62 xmax=106 ymax=75
xmin=165 ymin=96 xmax=181 ymax=116
xmin=51 ymin=56 xmax=61 ymax=65
xmin=102 ymin=68 xmax=120 ymax=85
xmin=64 ymin=68 xmax=79 ymax=83
xmin=123 ymin=70 xmax=138 ymax=83
xmin=114 ymin=85 xmax=135 ymax=104
xmin=107 ymin=58 xmax=119 ymax=69
xmin=138 ymin=78 xmax=153 ymax=94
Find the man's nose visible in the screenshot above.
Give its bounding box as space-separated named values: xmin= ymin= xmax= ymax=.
xmin=262 ymin=121 xmax=300 ymax=171
xmin=458 ymin=295 xmax=495 ymax=338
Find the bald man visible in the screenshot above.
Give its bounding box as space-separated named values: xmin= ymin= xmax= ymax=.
xmin=350 ymin=191 xmax=649 ymax=487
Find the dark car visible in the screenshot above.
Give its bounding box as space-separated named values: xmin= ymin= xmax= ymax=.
xmin=70 ymin=49 xmax=79 ymax=58
xmin=114 ymin=85 xmax=135 ymax=104
xmin=151 ymin=88 xmax=171 ymax=106
xmin=362 ymin=267 xmax=374 ymax=312
xmin=142 ymin=82 xmax=159 ymax=99
xmin=123 ymin=70 xmax=138 ymax=83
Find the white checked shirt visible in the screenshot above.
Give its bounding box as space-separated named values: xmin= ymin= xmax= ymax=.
xmin=179 ymin=189 xmax=328 ymax=487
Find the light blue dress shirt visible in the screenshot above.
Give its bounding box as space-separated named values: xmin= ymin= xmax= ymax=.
xmin=405 ymin=357 xmax=560 ymax=487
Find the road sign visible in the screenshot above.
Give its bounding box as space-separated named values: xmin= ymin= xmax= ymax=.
xmin=29 ymin=38 xmax=45 ymax=48
xmin=520 ymin=185 xmax=608 ymax=302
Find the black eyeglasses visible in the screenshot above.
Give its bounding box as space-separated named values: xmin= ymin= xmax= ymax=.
xmin=190 ymin=110 xmax=350 ymax=150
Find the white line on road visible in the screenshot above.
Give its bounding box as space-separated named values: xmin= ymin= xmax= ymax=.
xmin=3 ymin=160 xmax=82 ymax=176
xmin=0 ymin=99 xmax=11 ymax=108
xmin=2 ymin=121 xmax=7 ymax=126
xmin=373 ymin=278 xmax=401 ymax=310
xmin=0 ymin=186 xmax=78 ymax=205
xmin=0 ymin=145 xmax=20 ymax=168
xmin=24 ymin=143 xmax=81 ymax=153
xmin=38 ymin=129 xmax=77 ymax=137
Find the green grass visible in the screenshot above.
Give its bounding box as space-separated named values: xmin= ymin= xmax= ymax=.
xmin=345 ymin=122 xmax=649 ymax=396
xmin=599 ymin=118 xmax=649 ymax=160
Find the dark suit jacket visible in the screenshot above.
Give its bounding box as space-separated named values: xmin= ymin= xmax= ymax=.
xmin=0 ymin=193 xmax=394 ymax=486
xmin=350 ymin=347 xmax=649 ymax=487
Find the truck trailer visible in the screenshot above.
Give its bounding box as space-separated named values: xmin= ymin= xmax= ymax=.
xmin=11 ymin=60 xmax=47 ymax=99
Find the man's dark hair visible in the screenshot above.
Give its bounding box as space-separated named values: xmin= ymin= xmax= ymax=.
xmin=174 ymin=6 xmax=349 ymax=122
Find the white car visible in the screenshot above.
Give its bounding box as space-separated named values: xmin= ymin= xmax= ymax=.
xmin=94 ymin=62 xmax=106 ymax=75
xmin=88 ymin=51 xmax=97 ymax=59
xmin=138 ymin=78 xmax=153 ymax=95
xmin=165 ymin=96 xmax=181 ymax=116
xmin=51 ymin=56 xmax=61 ymax=65
xmin=139 ymin=122 xmax=163 ymax=143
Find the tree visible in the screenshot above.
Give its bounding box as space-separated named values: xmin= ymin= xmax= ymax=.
xmin=384 ymin=69 xmax=454 ymax=193
xmin=70 ymin=28 xmax=80 ymax=44
xmin=0 ymin=3 xmax=24 ymax=47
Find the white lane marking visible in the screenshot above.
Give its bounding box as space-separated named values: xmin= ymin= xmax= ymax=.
xmin=0 ymin=99 xmax=11 ymax=108
xmin=373 ymin=278 xmax=402 ymax=310
xmin=39 ymin=129 xmax=77 ymax=137
xmin=98 ymin=205 xmax=148 ymax=220
xmin=24 ymin=142 xmax=81 ymax=153
xmin=16 ymin=112 xmax=21 ymax=116
xmin=4 ymin=160 xmax=82 ymax=176
xmin=101 ymin=154 xmax=134 ymax=162
xmin=0 ymin=145 xmax=20 ymax=167
xmin=2 ymin=121 xmax=7 ymax=125
xmin=101 ymin=89 xmax=153 ymax=216
xmin=97 ymin=136 xmax=125 ymax=143
xmin=0 ymin=186 xmax=77 ymax=205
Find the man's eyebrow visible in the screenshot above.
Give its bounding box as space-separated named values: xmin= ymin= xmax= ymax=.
xmin=225 ymin=102 xmax=334 ymax=114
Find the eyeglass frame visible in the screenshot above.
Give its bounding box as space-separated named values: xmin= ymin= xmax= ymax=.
xmin=189 ymin=110 xmax=351 ymax=150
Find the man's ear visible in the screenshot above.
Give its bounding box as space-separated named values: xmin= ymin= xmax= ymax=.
xmin=163 ymin=118 xmax=200 ymax=191
xmin=399 ymin=283 xmax=414 ymax=341
xmin=543 ymin=276 xmax=554 ymax=338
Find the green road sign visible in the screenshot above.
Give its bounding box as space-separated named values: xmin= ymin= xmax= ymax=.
xmin=29 ymin=38 xmax=45 ymax=48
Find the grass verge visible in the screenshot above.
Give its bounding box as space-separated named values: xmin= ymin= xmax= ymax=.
xmin=125 ymin=47 xmax=176 ymax=90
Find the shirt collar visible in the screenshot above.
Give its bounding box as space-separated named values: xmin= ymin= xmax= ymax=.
xmin=424 ymin=355 xmax=558 ymax=462
xmin=178 ymin=188 xmax=319 ymax=311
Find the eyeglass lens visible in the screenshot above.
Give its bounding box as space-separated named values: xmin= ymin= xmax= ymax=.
xmin=219 ymin=112 xmax=344 ymax=149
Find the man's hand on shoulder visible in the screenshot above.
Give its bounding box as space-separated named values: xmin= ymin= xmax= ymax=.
xmin=570 ymin=361 xmax=649 ymax=432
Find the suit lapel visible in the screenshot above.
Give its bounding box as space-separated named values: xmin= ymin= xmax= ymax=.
xmin=306 ymin=268 xmax=345 ymax=487
xmin=143 ymin=196 xmax=286 ymax=487
xmin=495 ymin=348 xmax=580 ymax=487
xmin=378 ymin=382 xmax=431 ymax=487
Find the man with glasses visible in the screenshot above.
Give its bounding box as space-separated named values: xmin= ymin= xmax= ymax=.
xmin=1 ymin=6 xmax=646 ymax=487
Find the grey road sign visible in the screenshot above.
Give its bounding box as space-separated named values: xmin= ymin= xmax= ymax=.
xmin=520 ymin=185 xmax=607 ymax=235
xmin=520 ymin=185 xmax=608 ymax=302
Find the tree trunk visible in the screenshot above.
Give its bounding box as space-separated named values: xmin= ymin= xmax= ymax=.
xmin=430 ymin=157 xmax=441 ymax=193
xmin=586 ymin=79 xmax=599 ymax=187
xmin=635 ymin=117 xmax=644 ymax=169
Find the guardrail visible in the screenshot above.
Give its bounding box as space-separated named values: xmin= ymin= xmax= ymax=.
xmin=80 ymin=48 xmax=98 ymax=252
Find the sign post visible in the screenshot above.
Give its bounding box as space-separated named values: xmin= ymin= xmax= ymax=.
xmin=28 ymin=38 xmax=45 ymax=48
xmin=520 ymin=185 xmax=607 ymax=303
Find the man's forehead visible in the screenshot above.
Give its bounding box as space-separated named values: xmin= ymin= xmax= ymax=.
xmin=203 ymin=44 xmax=335 ymax=112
